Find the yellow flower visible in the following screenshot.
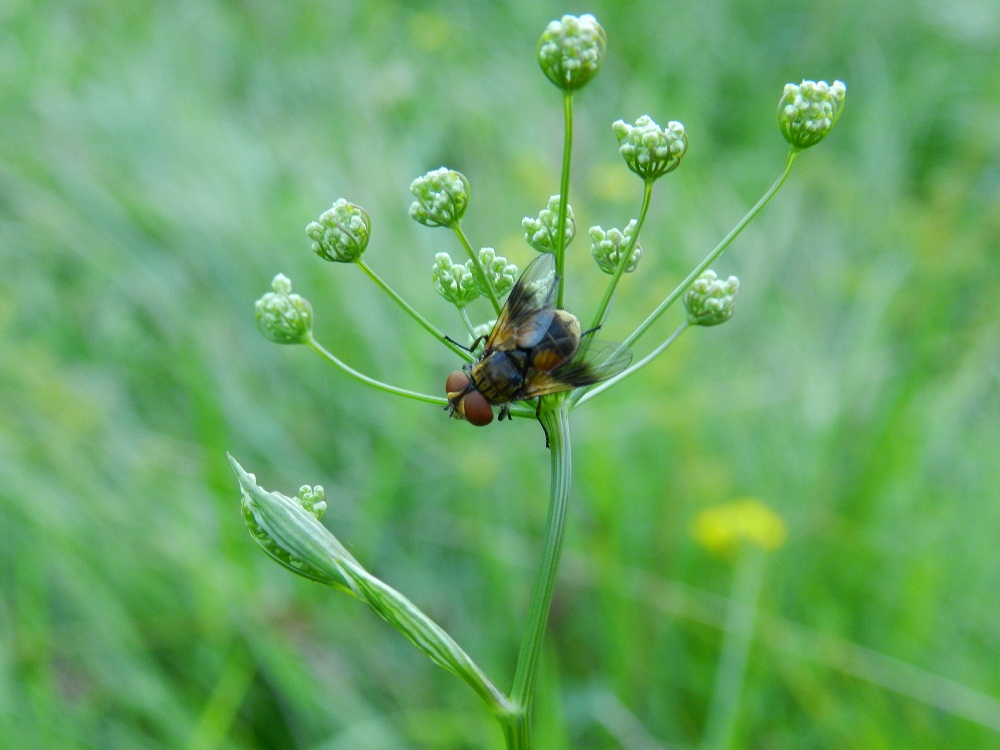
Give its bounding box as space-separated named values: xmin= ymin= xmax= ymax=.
xmin=692 ymin=498 xmax=787 ymax=558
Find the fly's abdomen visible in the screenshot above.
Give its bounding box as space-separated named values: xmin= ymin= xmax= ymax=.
xmin=527 ymin=310 xmax=582 ymax=372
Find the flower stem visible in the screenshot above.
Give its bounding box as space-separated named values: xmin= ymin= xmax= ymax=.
xmin=571 ymin=320 xmax=689 ymax=408
xmin=306 ymin=334 xmax=447 ymax=406
xmin=700 ymin=544 xmax=766 ymax=750
xmin=588 ymin=179 xmax=654 ymax=333
xmin=623 ymin=152 xmax=798 ymax=350
xmin=498 ymin=400 xmax=572 ymax=749
xmin=555 ymin=91 xmax=574 ymax=309
xmin=354 ymin=259 xmax=473 ymax=362
xmin=453 ymin=224 xmax=503 ymax=315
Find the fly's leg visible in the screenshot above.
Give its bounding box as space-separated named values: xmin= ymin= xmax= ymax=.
xmin=534 ymin=399 xmax=552 ymax=448
xmin=445 ymin=335 xmax=484 ymax=354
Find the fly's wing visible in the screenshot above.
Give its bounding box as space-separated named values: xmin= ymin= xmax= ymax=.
xmin=483 ymin=253 xmax=558 ymax=354
xmin=519 ymin=342 xmax=632 ymax=399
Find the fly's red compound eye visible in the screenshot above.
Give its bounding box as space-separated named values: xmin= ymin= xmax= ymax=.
xmin=445 ymin=370 xmax=470 ymax=395
xmin=461 ymin=391 xmax=494 ymax=426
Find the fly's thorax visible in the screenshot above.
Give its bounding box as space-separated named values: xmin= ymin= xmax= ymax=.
xmin=471 ymin=349 xmax=528 ymax=404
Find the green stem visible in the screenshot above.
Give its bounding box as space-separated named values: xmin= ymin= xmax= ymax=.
xmin=700 ymin=544 xmax=766 ymax=750
xmin=571 ymin=321 xmax=689 ymax=408
xmin=459 ymin=306 xmax=479 ymax=342
xmin=623 ymin=151 xmax=798 ymax=351
xmin=555 ymin=91 xmax=574 ymax=308
xmin=354 ymin=259 xmax=473 ymax=362
xmin=453 ymin=224 xmax=503 ymax=315
xmin=306 ymin=334 xmax=446 ymax=406
xmin=588 ymin=179 xmax=655 ymax=333
xmin=498 ymin=401 xmax=572 ymax=749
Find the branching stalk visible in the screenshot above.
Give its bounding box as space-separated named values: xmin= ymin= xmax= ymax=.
xmin=355 ymin=259 xmax=473 ymax=361
xmin=623 ymin=152 xmax=798 ymax=350
xmin=307 ymin=334 xmax=446 ymax=406
xmin=453 ymin=224 xmax=503 ymax=315
xmin=588 ymin=179 xmax=654 ymax=332
xmin=555 ymin=91 xmax=574 ymax=308
xmin=498 ymin=400 xmax=572 ymax=749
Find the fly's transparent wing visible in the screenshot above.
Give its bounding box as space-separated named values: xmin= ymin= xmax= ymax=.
xmin=519 ymin=342 xmax=631 ymax=399
xmin=483 ymin=253 xmax=558 ymax=354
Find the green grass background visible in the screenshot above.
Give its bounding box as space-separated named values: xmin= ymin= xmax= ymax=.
xmin=2 ymin=0 xmax=998 ymax=747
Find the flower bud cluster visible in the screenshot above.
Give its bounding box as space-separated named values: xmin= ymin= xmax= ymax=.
xmin=683 ymin=269 xmax=740 ymax=327
xmin=255 ymin=274 xmax=314 ymax=344
xmin=306 ymin=199 xmax=371 ymax=263
xmin=409 ymin=168 xmax=470 ymax=228
xmin=432 ymin=250 xmax=519 ymax=308
xmin=476 ymin=247 xmax=518 ymax=298
xmin=590 ymin=221 xmax=642 ymax=275
xmin=612 ymin=115 xmax=688 ymax=181
xmin=235 ymin=462 xmax=335 ymax=584
xmin=297 ymin=485 xmax=327 ymax=518
xmin=432 ymin=253 xmax=481 ymax=308
xmin=778 ymin=79 xmax=846 ymax=150
xmin=537 ymin=14 xmax=606 ymax=90
xmin=523 ymin=195 xmax=575 ymax=253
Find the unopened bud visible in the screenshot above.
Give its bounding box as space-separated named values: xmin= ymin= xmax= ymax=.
xmin=432 ymin=253 xmax=481 ymax=308
xmin=409 ymin=168 xmax=470 ymax=228
xmin=522 ymin=195 xmax=575 ymax=253
xmin=683 ymin=270 xmax=739 ymax=327
xmin=778 ymin=79 xmax=846 ymax=150
xmin=306 ymin=199 xmax=371 ymax=263
xmin=537 ymin=14 xmax=606 ymax=91
xmin=612 ymin=115 xmax=688 ymax=181
xmin=255 ymin=274 xmax=313 ymax=344
xmin=590 ymin=221 xmax=642 ymax=274
xmin=475 ymin=248 xmax=518 ymax=298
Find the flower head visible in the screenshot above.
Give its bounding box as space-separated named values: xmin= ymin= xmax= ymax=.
xmin=778 ymin=80 xmax=846 ymax=150
xmin=683 ymin=270 xmax=739 ymax=327
xmin=409 ymin=168 xmax=470 ymax=228
xmin=306 ymin=199 xmax=371 ymax=263
xmin=612 ymin=115 xmax=688 ymax=181
xmin=431 ymin=253 xmax=481 ymax=308
xmin=537 ymin=14 xmax=606 ymax=91
xmin=692 ymin=498 xmax=787 ymax=558
xmin=590 ymin=221 xmax=642 ymax=275
xmin=475 ymin=248 xmax=518 ymax=298
xmin=255 ymin=274 xmax=314 ymax=344
xmin=522 ymin=195 xmax=575 ymax=253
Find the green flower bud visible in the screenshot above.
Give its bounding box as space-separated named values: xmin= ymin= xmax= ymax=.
xmin=296 ymin=485 xmax=327 ymax=518
xmin=255 ymin=274 xmax=314 ymax=344
xmin=432 ymin=253 xmax=481 ymax=308
xmin=683 ymin=270 xmax=740 ymax=327
xmin=522 ymin=195 xmax=575 ymax=253
xmin=232 ymin=457 xmax=346 ymax=586
xmin=537 ymin=14 xmax=606 ymax=91
xmin=474 ymin=248 xmax=518 ymax=298
xmin=612 ymin=115 xmax=688 ymax=180
xmin=306 ymin=199 xmax=371 ymax=263
xmin=778 ymin=80 xmax=846 ymax=150
xmin=409 ymin=168 xmax=470 ymax=228
xmin=590 ymin=221 xmax=642 ymax=275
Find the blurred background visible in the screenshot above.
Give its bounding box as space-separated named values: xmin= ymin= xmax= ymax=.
xmin=2 ymin=0 xmax=998 ymax=747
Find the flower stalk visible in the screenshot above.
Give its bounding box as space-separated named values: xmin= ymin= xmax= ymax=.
xmin=502 ymin=399 xmax=572 ymax=748
xmin=240 ymin=11 xmax=846 ymax=747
